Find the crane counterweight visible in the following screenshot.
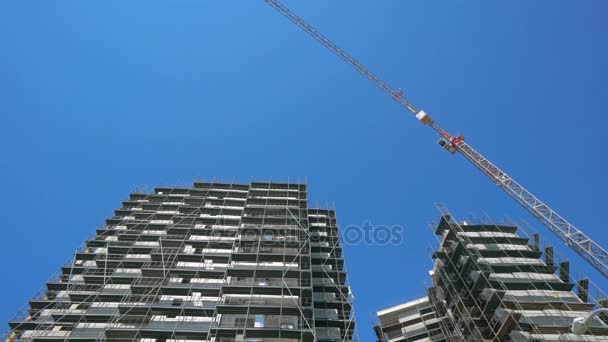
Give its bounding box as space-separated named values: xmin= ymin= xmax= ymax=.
xmin=415 ymin=110 xmax=432 ymax=125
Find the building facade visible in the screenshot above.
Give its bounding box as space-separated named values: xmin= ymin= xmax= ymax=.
xmin=373 ymin=296 xmax=452 ymax=342
xmin=5 ymin=181 xmax=356 ymax=342
xmin=374 ymin=214 xmax=608 ymax=341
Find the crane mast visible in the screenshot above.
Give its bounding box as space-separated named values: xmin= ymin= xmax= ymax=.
xmin=265 ymin=0 xmax=608 ymax=279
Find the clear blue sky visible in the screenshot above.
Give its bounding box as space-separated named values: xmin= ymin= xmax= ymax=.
xmin=1 ymin=1 xmax=607 ymax=340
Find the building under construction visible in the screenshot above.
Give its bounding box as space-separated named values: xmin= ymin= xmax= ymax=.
xmin=4 ymin=181 xmax=357 ymax=342
xmin=374 ymin=213 xmax=608 ymax=341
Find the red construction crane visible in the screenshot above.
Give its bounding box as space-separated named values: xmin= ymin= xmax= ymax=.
xmin=264 ymin=0 xmax=608 ymax=279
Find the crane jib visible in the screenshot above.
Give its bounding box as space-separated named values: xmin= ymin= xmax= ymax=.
xmin=265 ymin=0 xmax=608 ymax=279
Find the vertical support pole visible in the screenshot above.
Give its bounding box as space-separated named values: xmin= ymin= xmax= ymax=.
xmin=577 ymin=279 xmax=589 ymax=303
xmin=532 ymin=233 xmax=540 ymax=252
xmin=544 ymin=246 xmax=554 ymax=266
xmin=559 ymin=261 xmax=570 ymax=283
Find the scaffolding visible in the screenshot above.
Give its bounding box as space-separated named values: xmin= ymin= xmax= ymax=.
xmin=424 ymin=206 xmax=608 ymax=341
xmin=3 ymin=180 xmax=357 ymax=342
xmin=373 ymin=206 xmax=608 ymax=341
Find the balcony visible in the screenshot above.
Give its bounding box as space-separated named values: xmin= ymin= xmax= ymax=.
xmin=216 ymin=313 xmax=301 ymax=330
xmin=227 ymin=277 xmax=299 ymax=288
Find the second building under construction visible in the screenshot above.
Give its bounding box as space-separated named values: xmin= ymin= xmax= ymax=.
xmin=374 ymin=213 xmax=608 ymax=341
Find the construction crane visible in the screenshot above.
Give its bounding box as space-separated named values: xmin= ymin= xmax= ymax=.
xmin=264 ymin=0 xmax=608 ymax=279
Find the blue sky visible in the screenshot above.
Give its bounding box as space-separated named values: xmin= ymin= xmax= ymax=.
xmin=1 ymin=1 xmax=607 ymax=340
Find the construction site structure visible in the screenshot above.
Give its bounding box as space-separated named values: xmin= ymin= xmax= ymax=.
xmin=264 ymin=0 xmax=608 ymax=280
xmin=373 ymin=210 xmax=608 ymax=341
xmin=373 ymin=296 xmax=458 ymax=342
xmin=3 ymin=181 xmax=357 ymax=342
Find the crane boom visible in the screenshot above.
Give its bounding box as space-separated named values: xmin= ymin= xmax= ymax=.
xmin=265 ymin=0 xmax=608 ymax=279
xmin=456 ymin=140 xmax=608 ymax=279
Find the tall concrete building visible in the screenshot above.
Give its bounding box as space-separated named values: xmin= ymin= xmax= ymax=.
xmin=374 ymin=214 xmax=608 ymax=341
xmin=5 ymin=181 xmax=356 ymax=342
